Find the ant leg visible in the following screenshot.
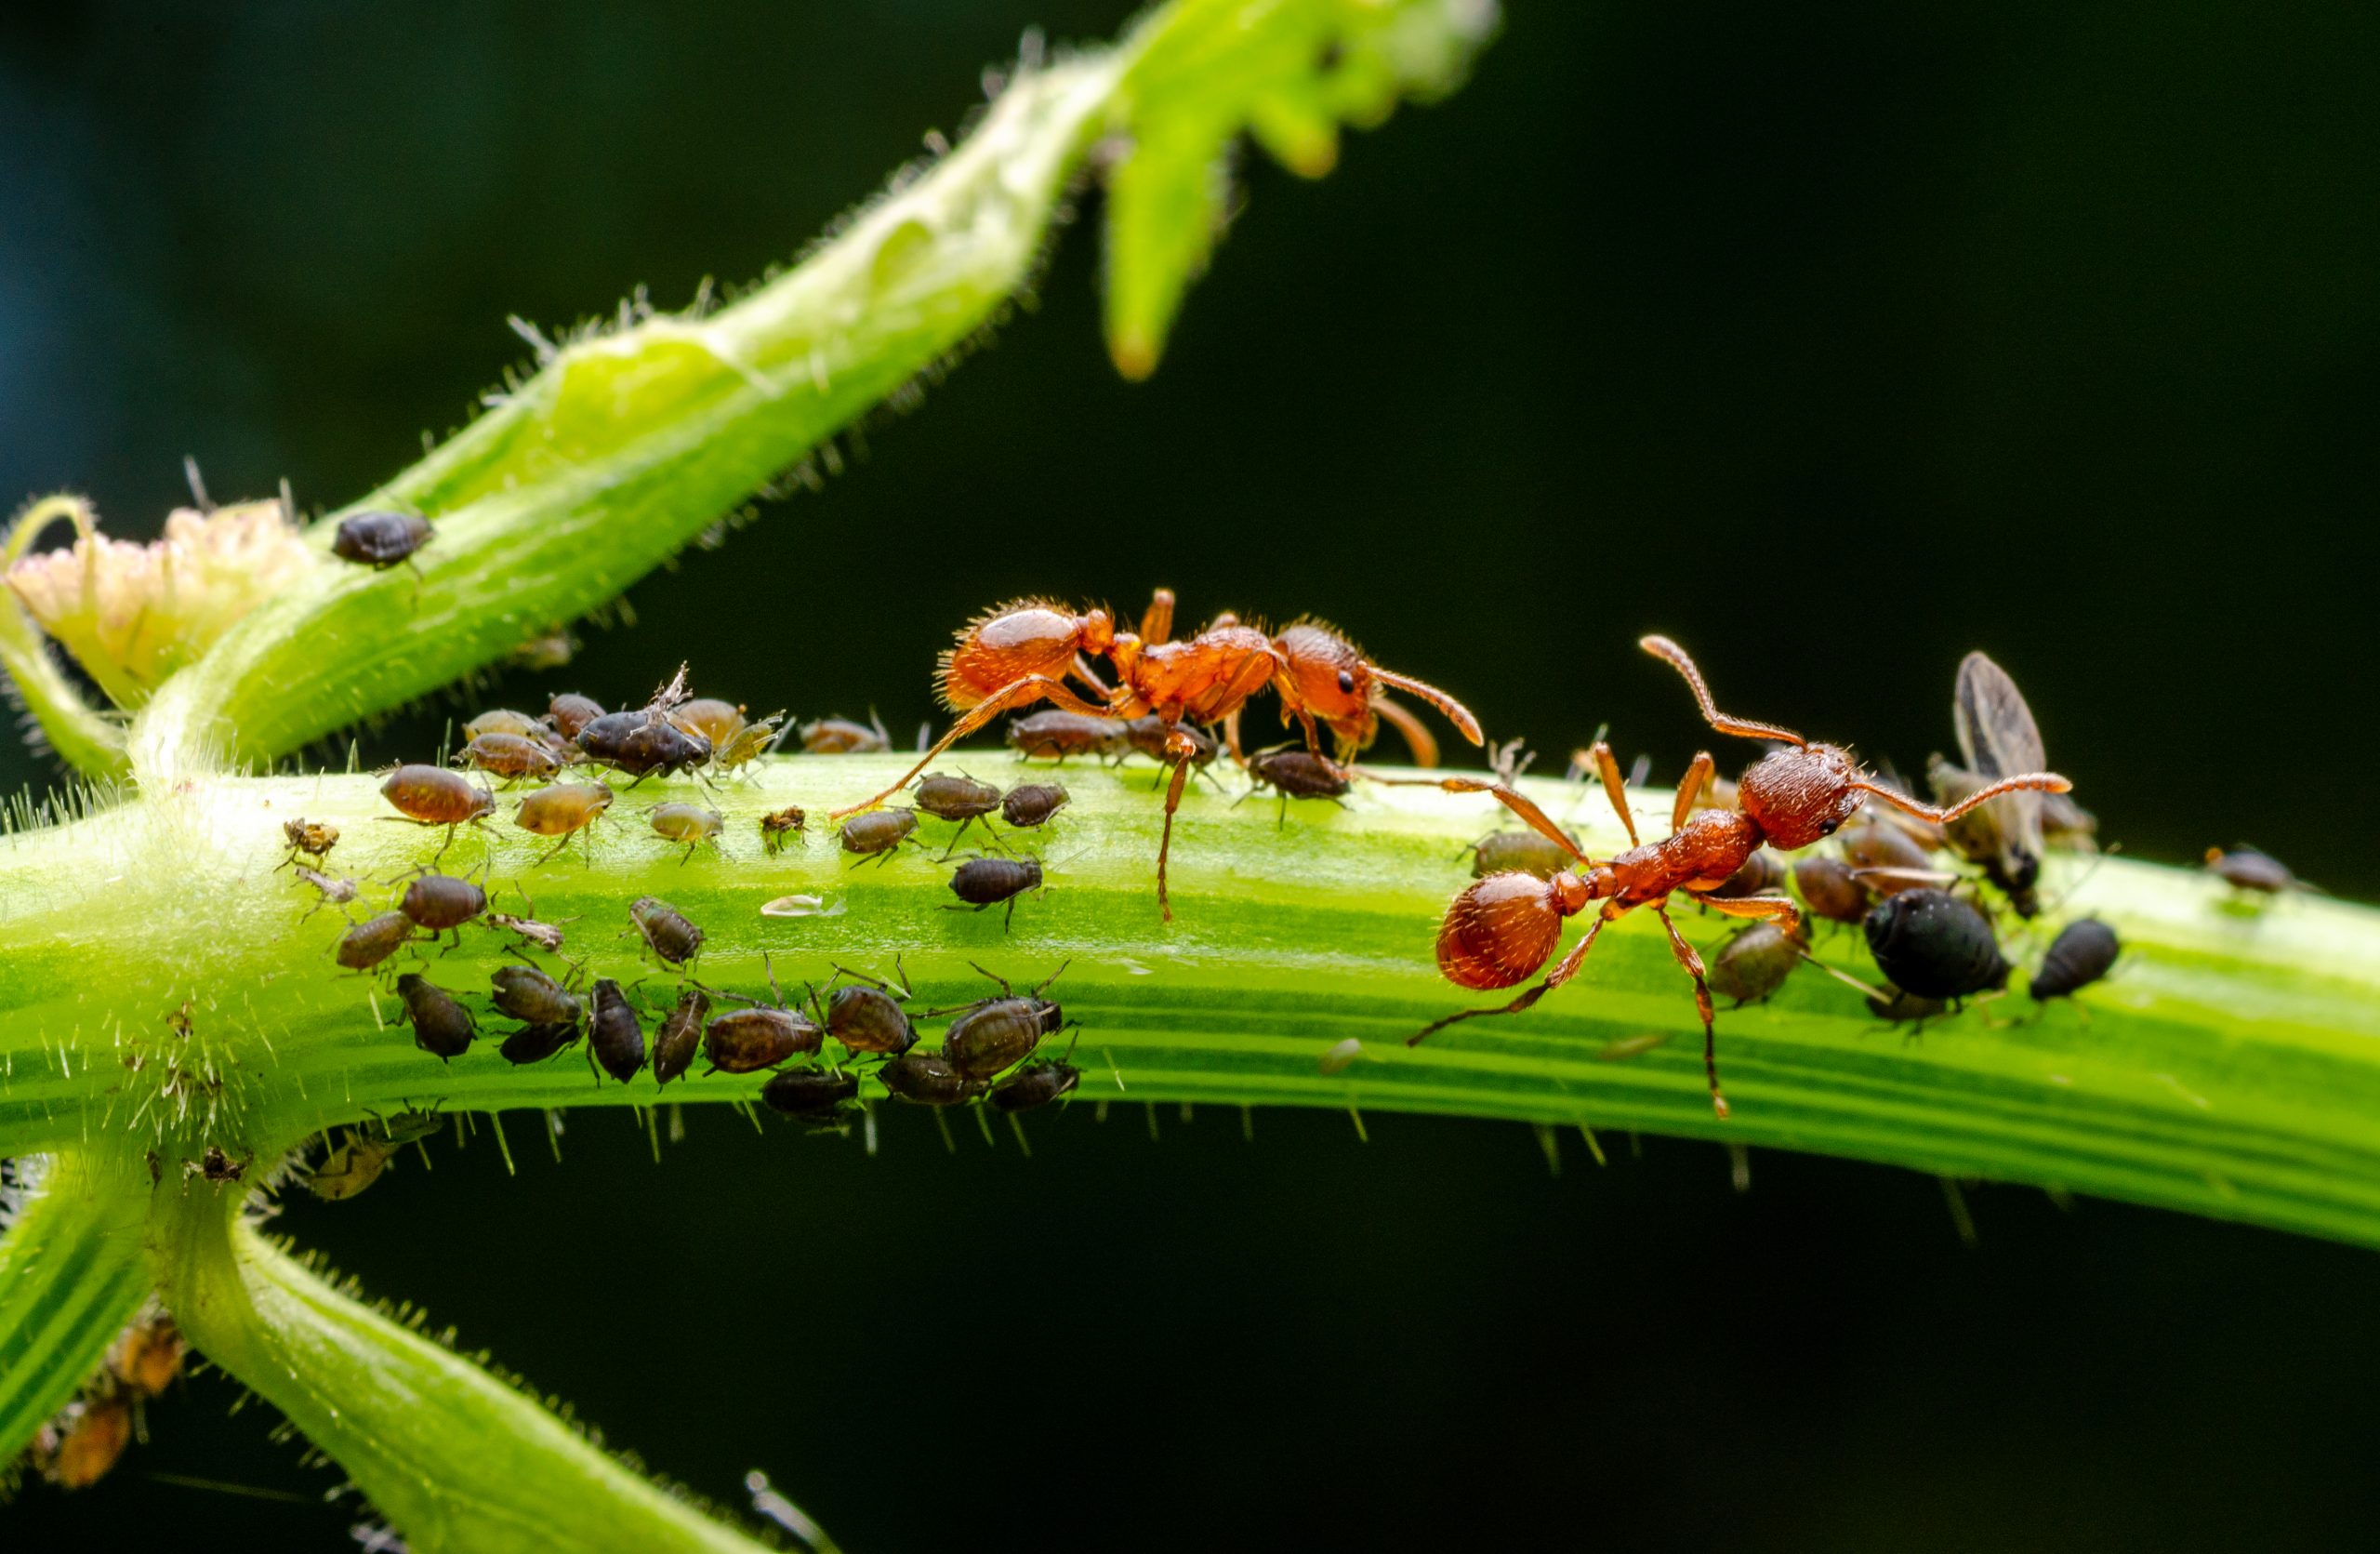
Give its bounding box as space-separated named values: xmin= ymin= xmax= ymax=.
xmin=1852 ymin=771 xmax=2073 ymax=825
xmin=1155 ymin=751 xmax=1196 ymax=922
xmin=1222 ymin=709 xmax=1247 ymax=763
xmin=1140 ymin=589 xmax=1176 ymax=645
xmin=1372 ymin=695 xmax=1440 ymax=769
xmin=829 ymin=675 xmax=1114 ymax=818
xmin=1377 ymin=777 xmax=1586 ymax=864
xmin=1407 ymin=916 xmax=1608 ymax=1045
xmin=1068 ymin=654 xmax=1114 ymax=699
xmin=1692 ymin=891 xmax=1802 ymax=936
xmin=1671 ymin=752 xmax=1713 ymax=832
xmin=1652 ymin=902 xmax=1728 ymax=1120
xmin=1584 ymin=742 xmax=1639 ymax=845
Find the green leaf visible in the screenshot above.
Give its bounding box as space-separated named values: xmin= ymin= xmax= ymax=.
xmin=0 ymin=1151 xmax=152 ymax=1464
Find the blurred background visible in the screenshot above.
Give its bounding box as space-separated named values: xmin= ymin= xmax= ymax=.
xmin=5 ymin=1 xmax=2377 ymax=1548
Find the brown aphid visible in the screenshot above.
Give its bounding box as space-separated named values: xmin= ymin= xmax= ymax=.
xmin=1241 ymin=747 xmax=1352 ymax=827
xmin=946 ymin=857 xmax=1045 ymax=931
xmin=1125 ymin=713 xmax=1216 ymax=771
xmin=397 ymin=973 xmax=476 ymax=1060
xmin=628 ymin=895 xmax=705 ymax=967
xmin=464 ymin=708 xmax=543 ymax=741
xmin=1008 ymin=710 xmax=1130 ymax=763
xmin=653 ymin=986 xmax=711 ymax=1086
xmin=280 ymin=817 xmax=339 ymax=866
xmin=1403 ymin=637 xmax=2069 ymax=1118
xmin=915 ymin=772 xmax=1005 ymax=853
xmin=1466 ymin=830 xmax=1575 ymax=881
xmin=818 ymin=965 xmax=918 ymax=1056
xmin=461 ymin=731 xmax=564 ymax=781
xmin=1792 ymin=855 xmax=1871 ymax=924
xmin=1868 ymin=986 xmax=1949 ymax=1026
xmin=332 ymin=509 xmax=431 ymax=569
xmin=1706 ymin=922 xmax=1803 ymax=1007
xmin=760 ymin=1067 xmax=861 ymax=1123
xmin=380 ymin=765 xmax=496 ymax=845
xmin=987 ymin=1059 xmax=1080 ymax=1113
xmin=649 ymin=802 xmax=724 ymax=863
xmin=500 ymin=1021 xmax=582 ymax=1066
xmin=879 ymin=1051 xmax=984 ymax=1107
xmin=576 ymin=708 xmax=711 ymax=782
xmin=2205 ymin=845 xmax=2302 ymax=895
xmin=398 ymin=871 xmax=489 ymax=936
xmin=514 ymin=781 xmax=615 ymax=863
xmin=668 ymin=697 xmax=748 ymax=749
xmin=840 ymin=806 xmax=919 ymax=865
xmin=491 ymin=963 xmax=583 ymax=1027
xmin=935 ymin=963 xmax=1068 ymax=1079
xmin=546 ymin=692 xmax=605 ymax=739
xmin=800 ymin=711 xmax=892 ymax=753
xmin=702 ymin=963 xmax=823 ymax=1074
xmin=1704 ymin=848 xmax=1787 ymax=900
xmin=588 ymin=978 xmax=646 ymax=1083
xmin=310 ymin=1129 xmax=399 ymax=1201
xmin=110 ymin=1312 xmax=186 ymax=1399
xmin=1838 ymin=817 xmax=1938 ymax=897
xmin=292 ymin=865 xmax=358 ymax=920
xmin=1000 ymin=782 xmax=1071 ymax=830
xmin=33 ymin=1393 xmax=133 ymax=1491
xmin=337 ymin=910 xmax=416 ymax=972
xmin=760 ymin=805 xmax=808 ymax=856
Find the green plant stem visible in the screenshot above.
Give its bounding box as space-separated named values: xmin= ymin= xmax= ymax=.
xmin=0 ymin=1150 xmax=152 ymax=1463
xmin=2 ymin=758 xmax=2376 ymax=1245
xmin=149 ymin=1183 xmax=770 ymax=1554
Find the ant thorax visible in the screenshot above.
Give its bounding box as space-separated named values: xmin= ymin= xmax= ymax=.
xmin=1735 ymin=744 xmax=1865 ymax=849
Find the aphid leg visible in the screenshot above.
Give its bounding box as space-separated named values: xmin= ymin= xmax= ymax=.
xmin=1002 ymin=896 xmax=1017 ymax=933
xmin=1584 ymin=741 xmax=1639 ymax=845
xmin=829 ymin=675 xmax=1113 ymax=818
xmin=1407 ymin=916 xmax=1609 ymax=1045
xmin=1671 ymin=751 xmax=1714 ymax=831
xmin=1652 ymin=902 xmax=1727 ymax=1119
xmin=1371 ymin=694 xmax=1440 ymax=768
xmin=1637 ymin=636 xmax=1808 ymax=747
xmin=1140 ymin=588 xmax=1176 ymax=645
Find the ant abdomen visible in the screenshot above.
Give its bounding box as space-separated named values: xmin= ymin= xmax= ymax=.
xmin=1436 ymin=872 xmax=1585 ymax=990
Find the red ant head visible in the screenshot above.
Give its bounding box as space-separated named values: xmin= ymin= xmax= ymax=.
xmin=1736 ymin=743 xmax=1865 ymax=850
xmin=1274 ymin=622 xmax=1375 ymax=747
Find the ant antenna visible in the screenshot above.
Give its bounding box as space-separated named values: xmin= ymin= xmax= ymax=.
xmin=1638 ymin=636 xmax=1807 ymax=746
xmin=1850 ymin=770 xmax=2071 ymax=826
xmin=1370 ymin=668 xmax=1484 ymax=746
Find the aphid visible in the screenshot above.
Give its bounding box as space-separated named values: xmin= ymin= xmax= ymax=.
xmin=546 ymin=692 xmax=605 ymax=739
xmin=513 ymin=782 xmax=615 ymax=864
xmin=760 ymin=805 xmax=808 ymax=856
xmin=490 ymin=963 xmax=584 ymax=1027
xmin=1007 ymin=710 xmax=1130 ymax=763
xmin=935 ymin=963 xmax=1069 ymax=1079
xmin=1405 ymin=637 xmax=2069 ymax=1117
xmin=760 ymin=1067 xmax=860 ymax=1121
xmin=716 ymin=716 xmax=789 ymax=771
xmin=1837 ymin=818 xmax=1937 ymax=895
xmin=280 ymin=817 xmax=339 ymax=866
xmin=397 ymin=870 xmax=489 ymax=942
xmin=2030 ymin=919 xmax=2121 ymax=1002
xmin=1465 ymin=829 xmax=1575 ymax=881
xmin=879 ymin=1051 xmax=983 ymax=1107
xmin=380 ymin=764 xmax=496 ymax=851
xmin=1317 ymin=1036 xmax=1365 ymax=1075
xmin=309 ymin=1105 xmax=445 ymax=1200
xmin=800 ymin=711 xmax=892 ymax=754
xmin=703 ymin=961 xmax=823 ymax=1073
xmin=915 ymin=772 xmax=1005 ymax=854
xmin=371 ymin=1100 xmax=449 ymax=1147
xmin=833 ymin=591 xmax=1479 ymax=918
xmin=577 ymin=709 xmax=711 ymax=782
xmin=32 ymin=1393 xmax=133 ymax=1490
xmin=668 ymin=697 xmax=749 ymax=749
xmin=988 ymin=1059 xmax=1080 ymax=1113
xmin=1239 ymin=747 xmax=1352 ymax=826
xmin=1866 ymin=986 xmax=1948 ymax=1026
xmin=649 ymin=802 xmax=725 ymax=863
xmin=183 ymin=1145 xmax=249 ymax=1183
xmin=2205 ymin=845 xmax=2303 ymax=895
xmin=1863 ymin=889 xmax=2011 ymax=1001
xmin=652 ymin=986 xmax=711 ymax=1086
xmin=2040 ymin=790 xmax=2100 ymax=851
xmin=499 ymin=1021 xmax=582 ymax=1066
xmin=487 ymin=909 xmax=569 ymax=955
xmin=1792 ymin=855 xmax=1871 ymax=924
xmin=1705 ymin=922 xmax=1803 ymax=1006
xmin=839 ymin=806 xmax=919 ymax=864
xmin=1000 ymin=782 xmax=1071 ymax=830
xmin=331 ymin=509 xmax=431 ymax=569
xmin=817 ymin=965 xmax=918 ymax=1056
xmin=110 ymin=1312 xmax=185 ymax=1398
xmin=1125 ymin=714 xmax=1217 ymax=773
xmin=945 ymin=857 xmax=1045 ymax=932
xmin=628 ymin=895 xmax=705 ymax=968
xmin=588 ymin=978 xmax=646 ymax=1083
xmin=1703 ymin=848 xmax=1787 ymax=900
xmin=337 ymin=910 xmax=416 ymax=972
xmin=461 ymin=731 xmax=564 ymax=781
xmin=464 ymin=708 xmax=543 ymax=741
xmin=292 ymin=865 xmax=358 ymax=919
xmin=397 ymin=972 xmax=476 ymax=1060
xmin=1927 ymin=651 xmax=2053 ymax=916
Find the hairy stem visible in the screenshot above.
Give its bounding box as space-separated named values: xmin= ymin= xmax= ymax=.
xmin=0 ymin=1151 xmax=152 ymax=1463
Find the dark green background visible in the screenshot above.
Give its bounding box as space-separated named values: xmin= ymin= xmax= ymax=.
xmin=5 ymin=3 xmax=2377 ymax=1549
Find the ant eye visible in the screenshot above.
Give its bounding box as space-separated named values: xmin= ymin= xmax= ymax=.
xmin=1336 ymin=670 xmax=1356 ymax=695
xmin=1820 ymin=817 xmax=1842 ymax=836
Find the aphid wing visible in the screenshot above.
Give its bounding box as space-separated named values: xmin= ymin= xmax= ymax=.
xmin=1951 ymin=651 xmax=2046 ymax=861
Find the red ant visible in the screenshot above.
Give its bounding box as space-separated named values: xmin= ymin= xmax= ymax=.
xmin=1402 ymin=635 xmax=2071 ymax=1118
xmin=830 ymin=590 xmax=1481 ymax=917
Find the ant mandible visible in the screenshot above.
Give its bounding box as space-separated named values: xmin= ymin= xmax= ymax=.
xmin=1402 ymin=635 xmax=2072 ymax=1118
xmin=828 ymin=590 xmax=1482 ymax=917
